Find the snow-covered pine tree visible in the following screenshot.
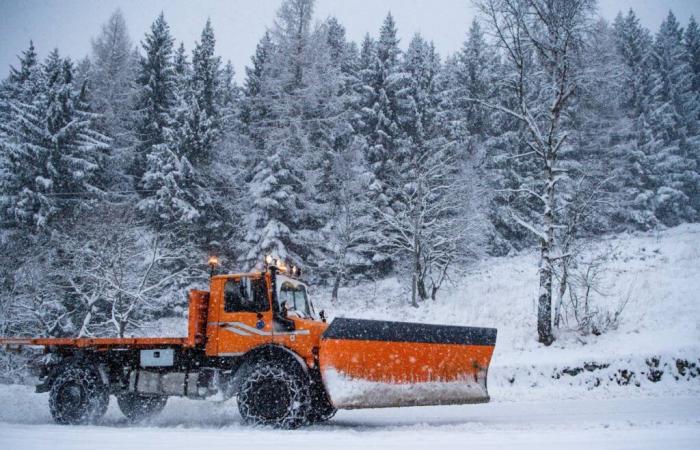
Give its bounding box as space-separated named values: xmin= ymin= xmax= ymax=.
xmin=361 ymin=13 xmax=406 ymax=213
xmin=5 ymin=41 xmax=40 ymax=104
xmin=611 ymin=9 xmax=657 ymax=228
xmin=240 ymin=31 xmax=274 ymax=174
xmin=613 ymin=10 xmax=654 ymax=115
xmin=187 ymin=19 xmax=222 ymax=167
xmin=687 ymin=16 xmax=700 ymax=95
xmin=218 ymin=60 xmax=240 ymax=134
xmin=241 ymin=0 xmax=318 ymax=269
xmin=443 ymin=17 xmax=531 ymax=255
xmin=131 ymin=13 xmax=177 ymax=182
xmin=309 ymin=17 xmax=375 ymax=286
xmin=305 ymin=17 xmax=353 ymax=231
xmin=355 ymin=13 xmax=409 ymax=274
xmin=136 ymin=18 xmax=221 ymax=255
xmin=376 ymin=33 xmax=474 ymax=306
xmin=1 ymin=49 xmax=109 ymax=231
xmin=241 ymin=0 xmax=351 ymax=272
xmin=90 ymin=9 xmax=137 ymax=150
xmin=0 ymin=42 xmax=40 ymax=139
xmin=453 ymin=20 xmax=499 ymax=139
xmin=644 ymin=11 xmax=700 ymax=225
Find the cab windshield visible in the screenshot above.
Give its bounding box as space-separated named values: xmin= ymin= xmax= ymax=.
xmin=276 ymin=276 xmax=313 ymax=318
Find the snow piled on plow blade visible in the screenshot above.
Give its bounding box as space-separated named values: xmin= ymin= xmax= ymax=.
xmin=323 ymin=368 xmax=490 ymax=409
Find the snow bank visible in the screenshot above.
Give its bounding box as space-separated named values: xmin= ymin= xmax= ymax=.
xmin=314 ymin=224 xmax=700 ymax=399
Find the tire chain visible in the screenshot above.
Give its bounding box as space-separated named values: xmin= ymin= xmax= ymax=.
xmin=49 ymin=366 xmax=108 ymax=425
xmin=238 ymin=363 xmax=310 ymax=428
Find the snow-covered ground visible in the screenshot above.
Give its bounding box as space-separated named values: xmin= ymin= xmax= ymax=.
xmin=315 ymin=223 xmax=700 ymax=399
xmin=1 ymin=225 xmax=699 ymax=448
xmin=0 ymin=384 xmax=698 ymax=450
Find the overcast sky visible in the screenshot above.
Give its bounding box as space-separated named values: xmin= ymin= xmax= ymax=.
xmin=1 ymin=0 xmax=699 ymax=83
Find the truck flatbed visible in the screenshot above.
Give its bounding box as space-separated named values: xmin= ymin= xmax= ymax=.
xmin=0 ymin=336 xmax=189 ymax=350
xmin=0 ymin=290 xmax=210 ymax=351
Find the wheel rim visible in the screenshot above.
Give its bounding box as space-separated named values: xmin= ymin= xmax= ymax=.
xmin=247 ymin=378 xmax=291 ymax=420
xmin=56 ymin=382 xmax=87 ymax=421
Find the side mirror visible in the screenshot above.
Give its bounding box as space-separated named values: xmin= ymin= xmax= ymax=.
xmin=319 ymin=310 xmax=327 ymax=323
xmin=280 ymin=301 xmax=288 ymax=318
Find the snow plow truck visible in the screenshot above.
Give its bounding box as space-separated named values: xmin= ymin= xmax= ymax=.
xmin=0 ymin=257 xmax=497 ymax=428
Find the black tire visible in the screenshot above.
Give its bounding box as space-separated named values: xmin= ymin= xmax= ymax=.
xmin=117 ymin=393 xmax=167 ymax=422
xmin=307 ymin=377 xmax=337 ymax=424
xmin=49 ymin=365 xmax=109 ymax=425
xmin=237 ymin=362 xmax=310 ymax=428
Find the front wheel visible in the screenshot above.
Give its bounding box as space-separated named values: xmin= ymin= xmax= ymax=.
xmin=307 ymin=376 xmax=336 ymax=424
xmin=237 ymin=362 xmax=310 ymax=428
xmin=49 ymin=365 xmax=109 ymax=425
xmin=117 ymin=393 xmax=167 ymax=422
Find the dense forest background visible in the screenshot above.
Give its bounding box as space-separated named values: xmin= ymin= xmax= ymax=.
xmin=0 ymin=0 xmax=698 ymax=342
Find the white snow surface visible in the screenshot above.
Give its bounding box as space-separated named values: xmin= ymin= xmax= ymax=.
xmin=0 ymin=384 xmax=698 ymax=449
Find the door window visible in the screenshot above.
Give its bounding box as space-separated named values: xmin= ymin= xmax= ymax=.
xmin=224 ymin=277 xmax=268 ymax=312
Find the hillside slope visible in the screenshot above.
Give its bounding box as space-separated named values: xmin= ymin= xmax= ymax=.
xmin=314 ymin=224 xmax=700 ymax=399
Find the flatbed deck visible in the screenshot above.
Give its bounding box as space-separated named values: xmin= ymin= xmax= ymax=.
xmin=0 ymin=290 xmax=210 ymax=351
xmin=0 ymin=336 xmax=189 ymax=350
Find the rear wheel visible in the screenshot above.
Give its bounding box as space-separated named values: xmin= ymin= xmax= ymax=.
xmin=237 ymin=362 xmax=310 ymax=428
xmin=117 ymin=393 xmax=167 ymax=422
xmin=49 ymin=365 xmax=109 ymax=425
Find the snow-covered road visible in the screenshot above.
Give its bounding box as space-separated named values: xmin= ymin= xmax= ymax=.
xmin=0 ymin=384 xmax=698 ymax=450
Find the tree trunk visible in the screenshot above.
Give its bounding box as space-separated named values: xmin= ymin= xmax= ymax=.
xmin=538 ymin=161 xmax=556 ymax=345
xmin=411 ymin=250 xmax=420 ymax=308
xmin=417 ymin=263 xmax=428 ymax=301
xmin=554 ymin=261 xmax=568 ymax=328
xmin=537 ymin=244 xmax=554 ymax=345
xmin=331 ymin=271 xmax=342 ymax=303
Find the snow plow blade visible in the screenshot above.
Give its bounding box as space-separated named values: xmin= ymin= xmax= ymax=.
xmin=319 ymin=318 xmax=497 ymax=409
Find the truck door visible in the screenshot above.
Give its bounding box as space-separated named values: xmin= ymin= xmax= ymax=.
xmin=212 ymin=275 xmax=273 ymax=356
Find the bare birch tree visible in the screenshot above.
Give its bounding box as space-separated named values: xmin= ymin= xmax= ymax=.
xmin=473 ymin=0 xmax=596 ymax=344
xmin=377 ymin=148 xmax=476 ymax=307
xmin=56 ymin=207 xmax=195 ymax=337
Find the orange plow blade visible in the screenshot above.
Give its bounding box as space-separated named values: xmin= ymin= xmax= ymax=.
xmin=319 ymin=318 xmax=497 ymax=409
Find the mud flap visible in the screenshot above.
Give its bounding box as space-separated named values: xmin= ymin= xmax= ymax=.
xmin=319 ymin=318 xmax=497 ymax=409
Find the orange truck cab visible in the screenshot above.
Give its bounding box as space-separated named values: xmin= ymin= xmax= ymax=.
xmin=0 ymin=260 xmax=497 ymax=428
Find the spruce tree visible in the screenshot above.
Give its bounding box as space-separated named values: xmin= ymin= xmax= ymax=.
xmin=241 ymin=32 xmax=274 ymax=152
xmin=1 ymin=49 xmax=109 ymax=230
xmin=241 ymin=0 xmax=318 ymax=268
xmin=90 ymin=9 xmax=137 ymax=149
xmin=645 ymin=11 xmax=700 ymax=225
xmin=685 ymin=16 xmax=700 ymax=94
xmin=135 ymin=15 xmax=217 ymax=249
xmin=132 ymin=13 xmax=176 ymax=181
xmin=362 ymin=13 xmax=406 ymax=213
xmin=612 ymin=9 xmax=657 ymax=228
xmin=1 ymin=42 xmax=40 ymax=133
xmin=188 ymin=19 xmax=222 ymax=166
